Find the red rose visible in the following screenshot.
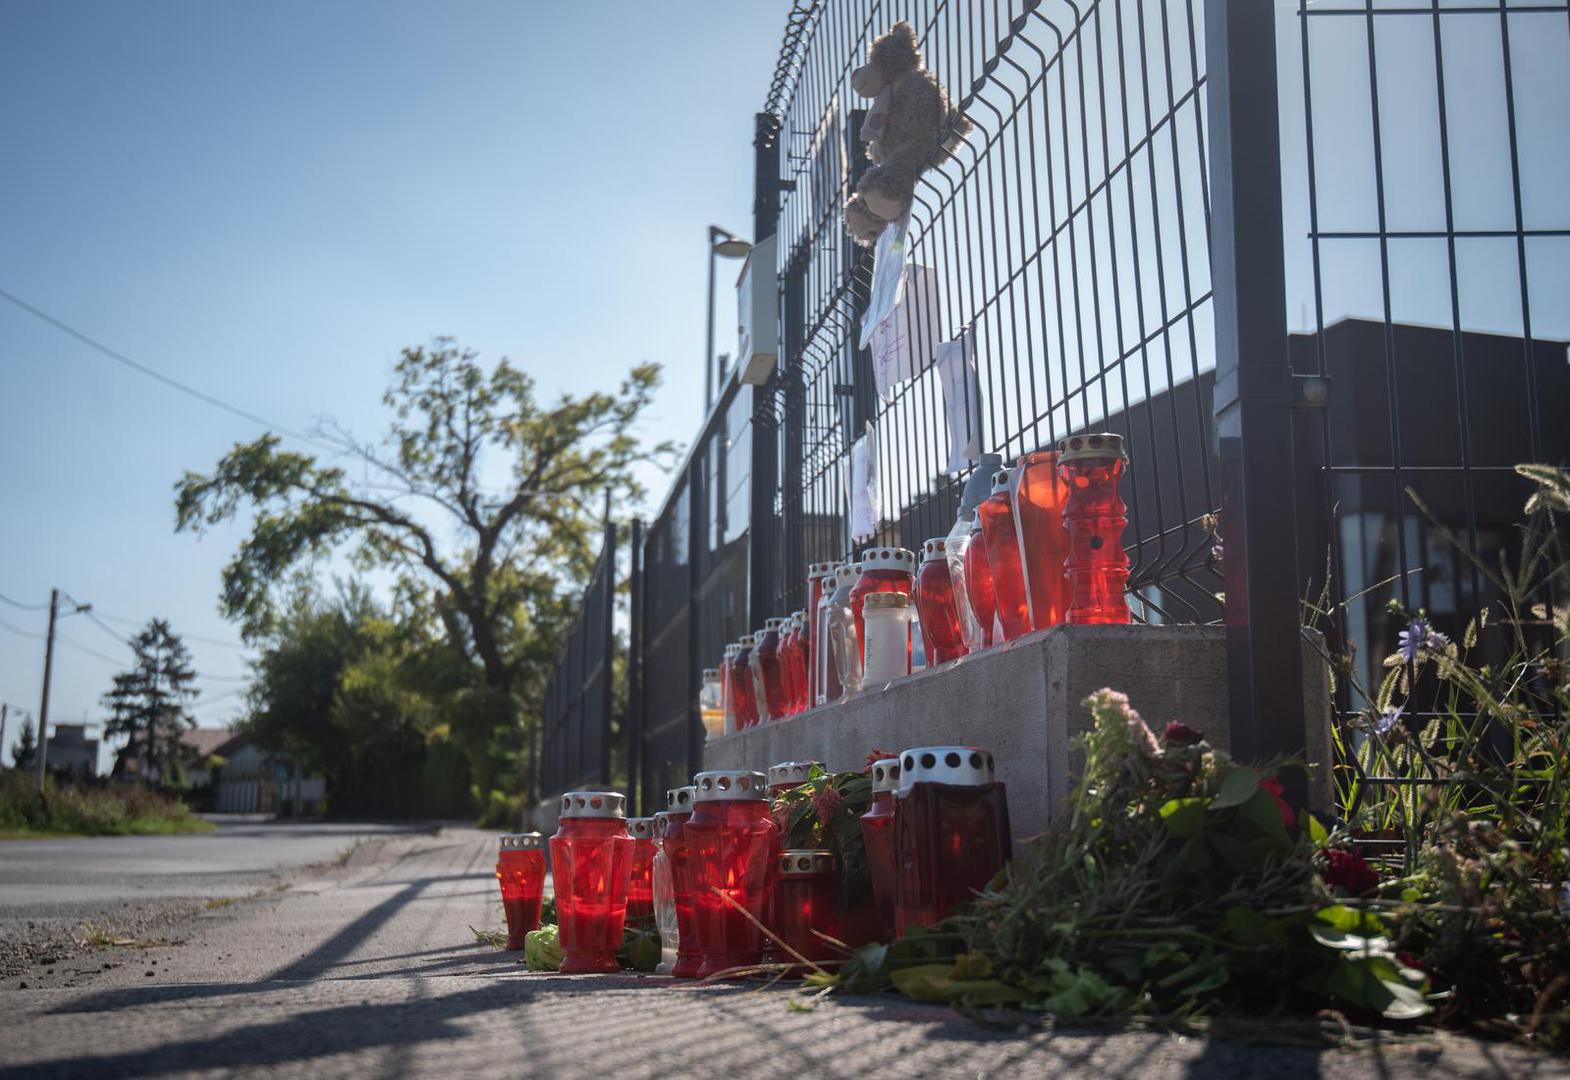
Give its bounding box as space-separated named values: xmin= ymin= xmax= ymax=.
xmin=1258 ymin=777 xmax=1296 ymax=832
xmin=1162 ymin=721 xmax=1204 ymax=745
xmin=1322 ymin=849 xmax=1380 ymax=897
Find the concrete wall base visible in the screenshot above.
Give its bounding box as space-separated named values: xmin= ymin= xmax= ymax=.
xmin=701 ymin=625 xmax=1333 ymax=843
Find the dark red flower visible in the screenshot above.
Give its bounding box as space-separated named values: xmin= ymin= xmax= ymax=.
xmin=864 ymin=748 xmax=897 ymax=775
xmin=812 ymin=784 xmax=844 ymax=829
xmin=1258 ymin=777 xmax=1296 ymax=832
xmin=1162 ymin=721 xmax=1204 ymax=746
xmin=1322 ymin=849 xmax=1380 ymax=897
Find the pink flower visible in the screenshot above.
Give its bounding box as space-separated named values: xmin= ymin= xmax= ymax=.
xmin=1258 ymin=777 xmax=1295 ymax=833
xmin=812 ymin=784 xmax=843 ymax=829
xmin=1322 ymin=849 xmax=1380 ymax=897
xmin=1162 ymin=721 xmax=1204 ymax=746
xmin=864 ymin=749 xmax=897 ymax=775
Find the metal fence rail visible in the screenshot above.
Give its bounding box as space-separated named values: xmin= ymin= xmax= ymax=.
xmin=757 ymin=0 xmax=1224 ymax=624
xmin=539 ymin=515 xmax=616 ymax=800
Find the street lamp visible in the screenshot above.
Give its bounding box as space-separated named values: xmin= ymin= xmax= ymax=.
xmin=706 ymin=225 xmax=752 ymax=413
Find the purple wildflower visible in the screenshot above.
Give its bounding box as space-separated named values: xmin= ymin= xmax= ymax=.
xmin=1397 ymin=618 xmax=1428 ymax=663
xmin=1425 ymin=627 xmax=1450 ymax=651
xmin=1374 ymin=703 xmax=1404 ymax=736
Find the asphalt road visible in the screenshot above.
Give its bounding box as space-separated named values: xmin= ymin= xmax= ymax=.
xmin=0 ymin=824 xmax=1564 ymax=1079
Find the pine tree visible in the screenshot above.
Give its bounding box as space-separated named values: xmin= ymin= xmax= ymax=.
xmin=103 ymin=619 xmax=199 ymax=784
xmin=12 ymin=720 xmax=36 ymax=769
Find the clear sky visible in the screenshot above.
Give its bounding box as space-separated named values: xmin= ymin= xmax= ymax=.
xmin=0 ymin=0 xmax=786 ymax=757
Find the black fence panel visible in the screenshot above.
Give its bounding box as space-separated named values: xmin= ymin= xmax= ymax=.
xmin=540 ymin=517 xmax=616 ymax=799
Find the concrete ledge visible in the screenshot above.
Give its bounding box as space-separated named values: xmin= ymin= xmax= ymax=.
xmin=702 ymin=625 xmax=1333 ymax=843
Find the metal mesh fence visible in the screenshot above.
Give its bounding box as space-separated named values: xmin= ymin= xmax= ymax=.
xmin=539 ymin=519 xmax=616 ymax=799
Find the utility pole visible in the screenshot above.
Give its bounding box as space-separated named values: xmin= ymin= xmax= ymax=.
xmin=36 ymin=588 xmax=59 ymax=792
xmin=0 ymin=703 xmax=8 ymax=766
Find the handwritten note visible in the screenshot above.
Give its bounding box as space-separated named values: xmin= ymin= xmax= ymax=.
xmin=848 ymin=420 xmax=881 ymax=544
xmin=936 ymin=329 xmax=980 ymax=473
xmin=870 ymin=263 xmax=941 ymax=401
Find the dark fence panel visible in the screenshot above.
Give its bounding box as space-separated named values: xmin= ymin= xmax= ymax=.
xmin=540 ymin=516 xmax=616 ymax=799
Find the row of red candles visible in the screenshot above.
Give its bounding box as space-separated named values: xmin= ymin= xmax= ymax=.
xmin=718 ymin=433 xmax=1131 ymax=729
xmin=495 ymin=751 xmax=1011 ymax=977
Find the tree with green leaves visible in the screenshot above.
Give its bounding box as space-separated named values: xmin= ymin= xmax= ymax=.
xmin=11 ymin=718 xmax=36 ymax=770
xmin=103 ymin=618 xmax=199 ymax=784
xmin=176 ymin=339 xmax=669 ymax=798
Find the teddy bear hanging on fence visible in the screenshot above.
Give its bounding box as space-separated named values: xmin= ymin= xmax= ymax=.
xmin=842 ymin=21 xmax=971 ymax=246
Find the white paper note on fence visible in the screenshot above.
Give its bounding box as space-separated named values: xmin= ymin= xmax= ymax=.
xmin=936 ymin=329 xmax=980 ymax=473
xmin=859 ymin=216 xmax=911 ymax=348
xmin=870 ymin=263 xmax=941 ymax=401
xmin=848 ymin=420 xmax=881 ymax=544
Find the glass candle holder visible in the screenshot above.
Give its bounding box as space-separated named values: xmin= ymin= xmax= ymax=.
xmin=849 ymin=548 xmax=916 ymax=662
xmin=549 ymin=791 xmax=635 ymax=974
xmin=663 ymin=785 xmax=702 ymax=978
xmin=1013 ymin=449 xmax=1072 ymax=630
xmin=814 ymin=563 xmax=846 ymax=705
xmin=719 ymin=644 xmax=741 ymax=735
xmin=778 ymin=615 xmax=801 ymax=717
xmin=963 ymin=517 xmax=998 ymax=649
xmin=1058 ymin=433 xmax=1132 ymax=625
xmin=699 ymin=669 xmax=725 ymax=741
xmin=806 ymin=562 xmax=836 ymax=706
xmin=750 ymin=620 xmax=787 ymax=723
xmin=787 ymin=610 xmax=811 ymax=714
xmin=651 ymin=813 xmax=679 ymax=974
xmin=978 ymin=469 xmax=1032 ymax=641
xmin=730 ymin=636 xmax=760 ymax=729
xmin=946 ymin=454 xmax=1002 ymax=653
xmin=625 ymin=817 xmax=656 ymax=923
xmin=860 ymin=758 xmax=901 ymax=942
xmin=685 ymin=770 xmax=780 ymax=979
xmin=826 ymin=563 xmax=864 ymax=696
xmin=762 ymin=850 xmax=840 ymax=977
xmin=914 ymin=538 xmax=968 ymax=665
xmin=862 ymin=592 xmax=914 ymax=685
xmin=893 ymin=748 xmax=1012 ymax=936
xmin=496 ymin=832 xmax=546 ymax=951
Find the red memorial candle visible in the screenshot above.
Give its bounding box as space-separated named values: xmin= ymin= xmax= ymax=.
xmin=549 ymin=791 xmax=635 ymax=974
xmin=750 ymin=620 xmax=787 ymax=724
xmin=805 ymin=562 xmax=835 ymax=707
xmin=914 ymin=538 xmax=968 ymax=665
xmin=685 ymin=770 xmax=781 ymax=979
xmin=1058 ymin=433 xmax=1132 ymax=625
xmin=762 ymin=850 xmax=841 ymax=977
xmin=849 ymin=547 xmax=916 ymax=663
xmin=495 ymin=832 xmax=546 ymax=951
xmin=977 ymin=470 xmax=1032 ymax=641
xmin=860 ymin=757 xmax=901 ymax=942
xmin=962 ymin=518 xmax=997 ymax=649
xmin=730 ymin=636 xmax=760 ymax=730
xmin=625 ymin=817 xmax=656 ymax=923
xmin=662 ymin=786 xmax=702 ymax=979
xmin=893 ymin=747 xmax=1012 ymax=936
xmin=1012 ymin=449 xmax=1072 ymax=630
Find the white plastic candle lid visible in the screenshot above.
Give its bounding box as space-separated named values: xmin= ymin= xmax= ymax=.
xmin=767 ymin=761 xmax=823 ymax=789
xmin=723 ymin=643 xmax=741 ymax=658
xmin=921 ymin=537 xmax=947 ymax=562
xmin=790 ymin=609 xmax=808 ymax=623
xmin=778 ymin=850 xmax=836 ymax=876
xmin=665 ymin=786 xmax=696 ymax=812
xmin=626 ymin=817 xmax=655 ymax=840
xmin=738 ymin=634 xmax=756 ymax=647
xmin=990 ymin=469 xmax=1013 ymax=495
xmin=702 ymin=668 xmax=719 ymax=680
xmin=765 ymin=617 xmax=788 ymax=631
xmin=558 ymin=791 xmax=628 ymax=819
xmin=869 ymin=758 xmax=902 ymax=793
xmin=499 ymin=832 xmax=544 ymax=851
xmin=808 ymin=561 xmax=838 ymax=579
xmin=692 ymin=770 xmax=767 ymax=802
xmin=652 ymin=811 xmax=671 ymax=838
xmin=836 ymin=563 xmax=862 ymax=584
xmin=859 ymin=546 xmax=916 ymax=573
xmin=1058 ymin=432 xmax=1127 ymax=463
xmin=897 ymin=746 xmax=997 ymax=793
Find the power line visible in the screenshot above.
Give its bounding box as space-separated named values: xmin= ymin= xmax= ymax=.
xmin=0 ymin=590 xmax=50 ymax=612
xmin=0 ymin=614 xmax=44 ymax=640
xmin=88 ymin=610 xmax=252 ymax=651
xmin=77 ymin=610 xmax=251 ymax=681
xmin=0 ymin=285 xmax=335 ymax=455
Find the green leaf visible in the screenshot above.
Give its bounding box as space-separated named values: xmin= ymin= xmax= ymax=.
xmin=1224 ymin=905 xmax=1285 ymax=947
xmin=1305 ymin=812 xmax=1329 ymax=847
xmin=1211 ymin=766 xmax=1260 ymax=810
xmin=1235 ymin=785 xmax=1288 ymax=840
xmin=1158 ymin=797 xmax=1208 ymax=839
xmin=889 ymin=964 xmax=1029 ymax=1005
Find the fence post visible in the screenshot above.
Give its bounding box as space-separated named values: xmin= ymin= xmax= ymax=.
xmin=600 ymin=493 xmax=616 ymax=789
xmin=628 ymin=518 xmax=644 ymax=814
xmin=749 ymin=111 xmax=784 ymax=623
xmin=1206 ymin=0 xmax=1308 ymax=800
